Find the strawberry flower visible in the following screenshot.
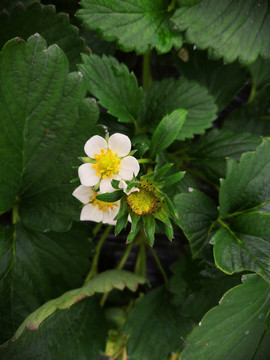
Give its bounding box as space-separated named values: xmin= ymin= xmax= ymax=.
xmin=78 ymin=133 xmax=140 ymax=193
xmin=72 ymin=185 xmax=120 ymax=225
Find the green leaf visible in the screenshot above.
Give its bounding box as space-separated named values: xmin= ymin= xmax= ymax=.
xmin=219 ymin=140 xmax=270 ymax=217
xmin=0 ymin=2 xmax=87 ymax=69
xmin=139 ymin=78 xmax=217 ymax=140
xmin=153 ymin=163 xmax=173 ymax=180
xmin=77 ymin=0 xmax=182 ymax=54
xmin=10 ymin=269 xmax=145 ymax=341
xmin=0 ymin=222 xmax=93 ymax=342
xmin=0 ymin=0 xmax=36 ymax=12
xmin=154 ymin=208 xmax=173 ymax=240
xmin=169 ymin=256 xmax=240 ymax=322
xmin=79 ymin=54 xmax=143 ymax=123
xmin=0 ymin=296 xmax=107 ymax=359
xmin=0 ymin=35 xmax=98 ymax=230
xmin=181 ymin=274 xmax=270 ymax=360
xmin=143 ymin=215 xmax=155 ymax=246
xmin=177 ymin=0 xmax=202 ymax=6
xmin=96 ymin=190 xmax=124 ymax=203
xmin=124 ymin=286 xmax=194 ymax=360
xmin=173 ymin=0 xmax=270 ymax=65
xmin=149 ymin=109 xmax=187 ymax=156
xmin=80 ymin=28 xmax=116 ymax=56
xmin=173 ymin=46 xmax=247 ymax=110
xmin=174 ymin=190 xmax=218 ymax=257
xmin=127 ymin=212 xmax=142 ymax=243
xmin=248 ymin=56 xmax=270 ymax=90
xmin=223 ymin=86 xmax=270 ymax=137
xmin=115 ymin=200 xmax=129 ymax=235
xmin=163 ymin=171 xmax=185 ymax=187
xmin=188 ymin=129 xmax=262 ymax=183
xmin=212 ymin=212 xmax=270 ymax=283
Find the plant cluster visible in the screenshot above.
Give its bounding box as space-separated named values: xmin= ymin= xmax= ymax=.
xmin=0 ymin=1 xmax=270 ymax=359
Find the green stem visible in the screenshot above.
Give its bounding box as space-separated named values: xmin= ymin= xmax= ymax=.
xmin=138 ymin=158 xmax=152 ymax=164
xmin=149 ymin=246 xmax=168 ymax=287
xmin=12 ymin=202 xmax=19 ymax=225
xmin=168 ymin=0 xmax=176 ymax=11
xmin=140 ymin=242 xmax=146 ymax=278
xmin=247 ymin=83 xmax=256 ymax=104
xmin=93 ymin=222 xmax=103 ymax=236
xmin=100 ymin=243 xmax=134 ymax=307
xmin=85 ymin=225 xmax=112 ymax=283
xmin=142 ymin=51 xmax=152 ymax=90
xmin=117 ymin=243 xmax=134 ymax=270
xmin=134 ymin=241 xmax=147 ymax=277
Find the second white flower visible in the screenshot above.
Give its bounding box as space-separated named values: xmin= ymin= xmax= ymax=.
xmin=78 ymin=133 xmax=140 ymax=193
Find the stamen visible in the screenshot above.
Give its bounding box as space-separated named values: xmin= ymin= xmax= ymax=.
xmin=91 ymin=148 xmax=120 ymax=179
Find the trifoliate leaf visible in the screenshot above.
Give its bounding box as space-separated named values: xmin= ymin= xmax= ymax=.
xmin=79 ymin=54 xmax=143 ymax=123
xmin=181 ymin=274 xmax=270 ymax=360
xmin=138 ymin=78 xmax=217 ymax=140
xmin=77 ymin=0 xmax=183 ymax=54
xmin=0 ymin=222 xmax=93 ymax=342
xmin=174 ymin=189 xmax=218 ymax=257
xmin=124 ymin=286 xmax=194 ymax=360
xmin=223 ymin=86 xmax=270 ymax=137
xmin=173 ymin=46 xmax=247 ymax=110
xmin=0 ymin=35 xmax=98 ymax=231
xmin=212 ymin=212 xmax=270 ymax=283
xmin=149 ymin=109 xmax=187 ymax=156
xmin=219 ymin=140 xmax=270 ymax=217
xmin=0 ymin=296 xmax=107 ymax=360
xmin=188 ymin=129 xmax=262 ymax=183
xmin=173 ymin=0 xmax=270 ymax=65
xmin=0 ymin=2 xmax=87 ymax=69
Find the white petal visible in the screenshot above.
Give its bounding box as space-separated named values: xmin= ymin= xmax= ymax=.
xmin=80 ymin=204 xmax=103 ymax=222
xmin=118 ymin=179 xmax=128 ymax=191
xmin=100 ymin=177 xmax=115 ymax=193
xmin=78 ymin=163 xmax=100 ymax=186
xmin=118 ymin=156 xmax=140 ymax=180
xmin=102 ymin=204 xmax=119 ymax=225
xmin=108 ymin=133 xmax=131 ymax=157
xmin=84 ymin=135 xmax=107 ymax=158
xmin=72 ymin=185 xmax=94 ymax=204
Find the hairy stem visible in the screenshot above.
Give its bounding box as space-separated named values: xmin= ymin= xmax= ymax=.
xmin=85 ymin=225 xmax=112 ymax=282
xmin=142 ymin=51 xmax=152 ymax=90
xmin=149 ymin=246 xmax=168 ymax=286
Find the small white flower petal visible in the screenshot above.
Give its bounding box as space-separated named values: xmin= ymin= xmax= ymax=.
xmin=100 ymin=177 xmax=115 ymax=193
xmin=108 ymin=133 xmax=131 ymax=157
xmin=84 ymin=135 xmax=107 ymax=158
xmin=78 ymin=163 xmax=100 ymax=186
xmin=72 ymin=185 xmax=94 ymax=204
xmin=102 ymin=209 xmax=115 ymax=225
xmin=118 ymin=156 xmax=140 ymax=180
xmin=102 ymin=203 xmax=120 ymax=225
xmin=80 ymin=204 xmax=103 ymax=222
xmin=118 ymin=180 xmax=128 ymax=191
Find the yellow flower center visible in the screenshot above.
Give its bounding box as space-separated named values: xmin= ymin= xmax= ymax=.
xmin=92 ymin=148 xmax=121 ymax=179
xmin=89 ymin=192 xmax=118 ymax=212
xmin=127 ymin=189 xmax=159 ymax=215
